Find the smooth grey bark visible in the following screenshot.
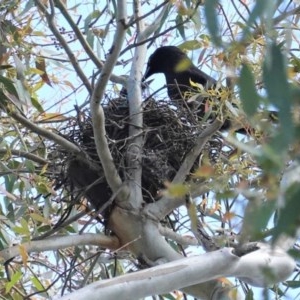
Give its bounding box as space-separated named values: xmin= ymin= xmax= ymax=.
xmin=58 ymin=243 xmax=295 ymax=300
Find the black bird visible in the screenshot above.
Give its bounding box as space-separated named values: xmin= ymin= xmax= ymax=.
xmin=143 ymin=46 xmax=217 ymax=104
xmin=143 ymin=46 xmax=278 ymax=134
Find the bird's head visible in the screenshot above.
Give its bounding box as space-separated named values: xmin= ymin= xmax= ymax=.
xmin=143 ymin=46 xmax=192 ymax=80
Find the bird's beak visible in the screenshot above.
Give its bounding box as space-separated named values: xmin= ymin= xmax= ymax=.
xmin=142 ymin=65 xmax=152 ymax=82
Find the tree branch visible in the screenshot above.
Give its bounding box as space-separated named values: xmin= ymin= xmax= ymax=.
xmin=173 ymin=120 xmax=223 ymax=184
xmin=90 ymin=0 xmax=127 ymax=197
xmin=239 ymin=4 xmax=300 ymax=48
xmin=53 ymin=0 xmax=102 ymax=69
xmin=10 ymin=111 xmax=80 ymax=153
xmin=120 ymin=2 xmax=201 ymax=56
xmin=126 ymin=0 xmax=169 ymax=28
xmin=0 ymin=233 xmax=120 ymax=261
xmin=57 ymin=243 xmax=295 ymax=300
xmin=0 ymin=148 xmax=49 ymax=165
xmin=124 ymin=1 xmax=147 ymax=208
xmin=34 ymin=0 xmax=93 ymax=94
xmin=158 ymin=224 xmax=199 ymax=246
xmin=146 ymin=119 xmax=223 ymax=220
xmin=52 ymin=0 xmax=125 ymax=86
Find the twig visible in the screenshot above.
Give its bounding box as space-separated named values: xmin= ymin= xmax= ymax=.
xmin=10 ymin=111 xmax=80 ymax=153
xmin=159 ymin=224 xmax=199 ymax=246
xmin=146 ymin=119 xmax=223 ymax=220
xmin=173 ymin=119 xmax=223 ymax=184
xmin=34 ymin=0 xmax=93 ymax=94
xmin=0 ymin=233 xmax=120 ymax=261
xmin=0 ymin=148 xmax=49 ymax=165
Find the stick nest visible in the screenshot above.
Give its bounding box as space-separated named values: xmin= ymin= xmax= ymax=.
xmin=53 ymin=97 xmax=223 ymax=215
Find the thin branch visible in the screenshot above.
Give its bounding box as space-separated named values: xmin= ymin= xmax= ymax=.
xmin=145 ymin=119 xmax=223 ymax=220
xmin=34 ymin=0 xmax=93 ymax=94
xmin=54 ymin=0 xmax=102 ymax=69
xmin=10 ymin=111 xmax=80 ymax=154
xmin=173 ymin=119 xmax=223 ymax=184
xmin=231 ymin=0 xmax=249 ymax=25
xmin=0 ymin=149 xmax=49 ymax=165
xmin=51 ymin=1 xmax=126 ymax=85
xmin=120 ymin=2 xmax=203 ymax=56
xmin=240 ymin=4 xmax=300 ymax=46
xmin=126 ymin=1 xmax=169 ymax=28
xmin=0 ymin=233 xmax=120 ymax=261
xmin=273 ymin=4 xmax=300 ymax=24
xmin=126 ymin=20 xmax=185 ymax=53
xmin=32 ymin=211 xmax=87 ymax=240
xmin=52 ymin=0 xmax=126 ymax=80
xmin=90 ymin=0 xmax=127 ymax=197
xmin=158 ymin=224 xmax=199 ymax=246
xmin=219 ymin=3 xmax=234 ymax=41
xmin=57 ymin=244 xmax=295 ymax=300
xmin=0 ymin=170 xmax=53 ymax=176
xmin=120 ymin=16 xmax=184 ymax=56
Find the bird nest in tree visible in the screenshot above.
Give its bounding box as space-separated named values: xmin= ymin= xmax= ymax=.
xmin=52 ymin=97 xmax=224 ymax=216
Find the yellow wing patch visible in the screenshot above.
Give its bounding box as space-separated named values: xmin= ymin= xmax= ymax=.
xmin=174 ymin=57 xmax=192 ymax=72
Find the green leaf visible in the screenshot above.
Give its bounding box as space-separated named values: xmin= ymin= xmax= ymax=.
xmin=84 ymin=10 xmax=101 ymax=48
xmin=25 ymin=160 xmax=35 ymax=173
xmin=30 ymin=212 xmax=47 ymax=224
xmin=65 ymin=224 xmax=77 ymax=233
xmin=285 ymin=280 xmax=300 ymax=288
xmin=191 ymin=5 xmax=202 ymax=31
xmin=0 ymin=75 xmax=18 ymax=96
xmin=31 ymin=96 xmax=44 ymax=113
xmin=5 ymin=271 xmax=22 ymax=293
xmin=37 ymin=225 xmax=51 ymax=234
xmin=165 ymin=183 xmax=189 ymax=198
xmin=290 ymin=56 xmax=300 ymax=73
xmin=178 ymin=40 xmax=202 ymax=51
xmin=246 ymin=1 xmax=267 ymax=28
xmin=204 ymin=0 xmax=222 ymax=47
xmin=263 ymin=44 xmax=291 ymax=108
xmin=4 ymin=173 xmax=18 ymax=193
xmin=257 ymin=144 xmax=284 ymax=173
xmin=13 ymin=218 xmax=30 ymax=236
xmin=31 ymin=276 xmax=44 ymax=291
xmin=152 ymin=4 xmax=170 ymax=40
xmin=13 ymin=54 xmax=26 ymax=81
xmin=0 ymin=229 xmax=10 ymax=249
xmin=263 ymin=43 xmax=293 ymax=147
xmin=242 ymin=199 xmax=276 ymax=241
xmin=245 ymin=289 xmax=254 ymax=300
xmin=20 ymin=0 xmax=34 ymax=16
xmin=175 ymin=14 xmax=185 ymax=40
xmin=241 ymin=1 xmax=268 ymax=41
xmin=239 ymin=64 xmax=261 ymax=117
xmin=273 ymin=183 xmax=300 ymax=242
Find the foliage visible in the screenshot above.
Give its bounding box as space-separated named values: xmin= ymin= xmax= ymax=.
xmin=0 ymin=0 xmax=299 ymax=299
